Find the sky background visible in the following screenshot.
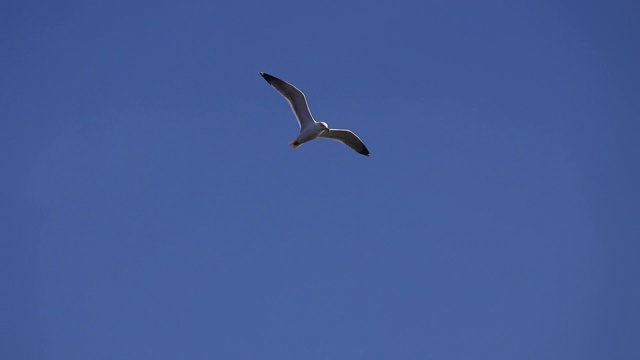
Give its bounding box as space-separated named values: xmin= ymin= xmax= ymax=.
xmin=2 ymin=1 xmax=639 ymax=359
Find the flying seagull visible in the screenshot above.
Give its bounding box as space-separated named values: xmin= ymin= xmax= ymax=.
xmin=260 ymin=72 xmax=370 ymax=156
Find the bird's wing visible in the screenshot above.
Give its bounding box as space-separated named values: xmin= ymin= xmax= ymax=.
xmin=319 ymin=129 xmax=370 ymax=156
xmin=260 ymin=72 xmax=316 ymax=130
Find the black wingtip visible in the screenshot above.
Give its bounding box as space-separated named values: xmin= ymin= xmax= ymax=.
xmin=259 ymin=72 xmax=275 ymax=84
xmin=358 ymin=146 xmax=370 ymax=157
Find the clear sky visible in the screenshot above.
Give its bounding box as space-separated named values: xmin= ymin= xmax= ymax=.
xmin=2 ymin=1 xmax=639 ymax=359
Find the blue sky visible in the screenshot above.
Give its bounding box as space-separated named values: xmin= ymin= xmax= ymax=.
xmin=2 ymin=1 xmax=639 ymax=359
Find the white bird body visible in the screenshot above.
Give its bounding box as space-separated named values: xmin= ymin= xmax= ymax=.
xmin=290 ymin=122 xmax=329 ymax=148
xmin=260 ymin=72 xmax=370 ymax=157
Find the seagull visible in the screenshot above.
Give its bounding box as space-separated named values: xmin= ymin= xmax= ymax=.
xmin=260 ymin=72 xmax=370 ymax=157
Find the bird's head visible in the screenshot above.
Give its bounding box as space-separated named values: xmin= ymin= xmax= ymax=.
xmin=318 ymin=121 xmax=330 ymax=132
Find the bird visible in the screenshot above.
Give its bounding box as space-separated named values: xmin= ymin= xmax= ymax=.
xmin=259 ymin=72 xmax=370 ymax=157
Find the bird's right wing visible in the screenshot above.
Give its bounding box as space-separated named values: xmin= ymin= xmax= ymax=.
xmin=260 ymin=72 xmax=316 ymax=130
xmin=319 ymin=129 xmax=370 ymax=156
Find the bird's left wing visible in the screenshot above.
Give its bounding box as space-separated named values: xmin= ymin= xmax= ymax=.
xmin=260 ymin=72 xmax=316 ymax=130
